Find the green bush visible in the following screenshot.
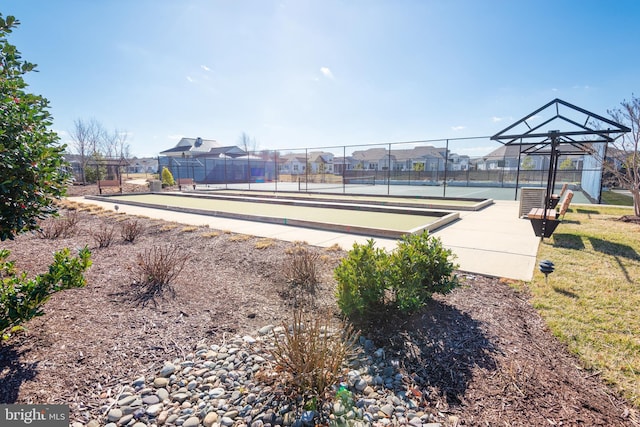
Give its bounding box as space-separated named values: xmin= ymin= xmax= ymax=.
xmin=334 ymin=239 xmax=387 ymax=317
xmin=0 ymin=14 xmax=93 ymax=342
xmin=0 ymin=14 xmax=71 ymax=241
xmin=161 ymin=167 xmax=175 ymax=186
xmin=84 ymin=156 xmax=107 ymax=184
xmin=334 ymin=231 xmax=458 ymax=317
xmin=1 ymin=247 xmax=92 ymax=339
xmin=389 ymin=231 xmax=459 ymax=312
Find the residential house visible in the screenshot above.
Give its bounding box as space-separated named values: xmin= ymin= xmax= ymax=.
xmin=307 ymin=151 xmax=334 ymax=174
xmin=448 ymin=153 xmax=470 ymax=171
xmin=333 ymin=156 xmax=359 ymax=174
xmin=278 ymin=153 xmax=308 ymax=175
xmin=351 ymin=148 xmax=391 ymax=171
xmin=481 ymin=144 xmax=532 ymax=171
xmin=392 ymin=146 xmax=448 ymax=172
xmin=482 ymin=143 xmax=581 ymax=172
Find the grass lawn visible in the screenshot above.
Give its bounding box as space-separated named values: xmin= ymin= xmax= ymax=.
xmin=601 ymin=190 xmax=634 ymax=206
xmin=521 ymin=204 xmax=640 ymax=406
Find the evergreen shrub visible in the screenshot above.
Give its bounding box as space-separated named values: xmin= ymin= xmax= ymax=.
xmin=334 ymin=231 xmax=458 ymax=317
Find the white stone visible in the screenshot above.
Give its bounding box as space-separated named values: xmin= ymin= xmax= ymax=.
xmin=146 ymin=403 xmax=163 ymax=416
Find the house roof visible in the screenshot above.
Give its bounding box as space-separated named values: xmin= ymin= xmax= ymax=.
xmin=351 ymin=146 xmax=448 ymax=162
xmin=160 ymin=146 xmax=191 ymax=154
xmin=308 ymin=151 xmax=333 ymax=163
xmin=392 ymin=146 xmax=447 ymax=161
xmin=204 ymin=146 xmax=247 ymax=158
xmin=280 ymin=153 xmax=308 ymax=163
xmin=351 ymin=148 xmax=388 ymax=161
xmin=160 ymin=137 xmax=220 ymax=155
xmin=484 ymin=143 xmax=538 ymax=159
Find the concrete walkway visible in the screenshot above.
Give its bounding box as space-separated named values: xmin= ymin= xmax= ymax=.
xmin=68 ymin=197 xmax=540 ymax=281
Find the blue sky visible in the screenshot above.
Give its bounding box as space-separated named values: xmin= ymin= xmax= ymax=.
xmin=4 ymin=0 xmax=640 ymax=157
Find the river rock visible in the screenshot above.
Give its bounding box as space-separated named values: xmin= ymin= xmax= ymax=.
xmin=106 ymin=409 xmax=122 ymax=422
xmin=159 ymin=362 xmax=176 ymax=377
xmin=203 ymin=411 xmax=218 ymax=427
xmin=183 ymin=416 xmax=200 ymax=427
xmin=153 ymin=377 xmax=170 ymax=388
xmin=146 ymin=403 xmax=163 ymax=416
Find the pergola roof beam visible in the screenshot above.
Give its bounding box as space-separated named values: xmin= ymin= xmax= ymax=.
xmin=491 ymin=98 xmax=630 ymax=145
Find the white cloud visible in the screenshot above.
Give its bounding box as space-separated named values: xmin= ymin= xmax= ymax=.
xmin=201 ymin=65 xmax=211 ymax=72
xmin=492 ymin=116 xmax=503 ymax=123
xmin=451 ymin=126 xmax=465 ymax=131
xmin=186 ymin=76 xmax=195 ymax=83
xmin=320 ymin=67 xmax=334 ymax=79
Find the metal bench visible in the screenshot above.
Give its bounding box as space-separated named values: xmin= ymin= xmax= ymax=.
xmin=527 ymin=190 xmax=573 ymax=237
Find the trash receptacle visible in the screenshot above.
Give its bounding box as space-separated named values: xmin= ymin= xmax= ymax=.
xmin=149 ymin=180 xmax=162 ymax=192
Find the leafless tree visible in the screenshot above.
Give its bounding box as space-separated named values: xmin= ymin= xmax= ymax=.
xmin=70 ymin=119 xmax=132 ymax=183
xmin=238 ymin=132 xmax=258 ymax=155
xmin=102 ymin=128 xmax=130 ymax=159
xmin=603 ymin=96 xmax=640 ymax=216
xmin=238 ymin=132 xmax=259 ymax=185
xmin=69 ymin=118 xmax=105 ymax=184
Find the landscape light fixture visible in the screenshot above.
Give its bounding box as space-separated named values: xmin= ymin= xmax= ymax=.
xmin=539 ymin=259 xmax=555 ymax=284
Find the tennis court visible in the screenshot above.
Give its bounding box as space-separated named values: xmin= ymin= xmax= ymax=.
xmin=202 ymin=181 xmax=593 ymax=204
xmin=92 ymin=192 xmax=465 ymax=239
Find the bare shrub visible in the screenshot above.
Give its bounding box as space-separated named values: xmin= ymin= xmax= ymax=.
xmin=325 ymin=243 xmax=343 ymax=252
xmin=283 ymin=245 xmax=320 ymax=293
xmin=229 ymin=234 xmax=251 ymax=242
xmin=120 ymin=219 xmax=145 ymax=243
xmin=270 ymin=309 xmax=359 ymax=421
xmin=201 ymin=231 xmax=220 ymax=238
xmin=132 ymin=245 xmax=188 ymax=304
xmin=255 ymin=238 xmax=274 ymax=249
xmin=91 ymin=224 xmax=115 ymax=248
xmin=37 ymin=210 xmax=79 ymax=239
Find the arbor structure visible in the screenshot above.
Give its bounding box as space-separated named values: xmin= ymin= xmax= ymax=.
xmin=604 ymin=96 xmax=640 ymax=216
xmin=491 ymin=99 xmax=630 ymax=238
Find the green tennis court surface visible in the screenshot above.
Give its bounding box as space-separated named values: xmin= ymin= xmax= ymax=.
xmin=98 ymin=192 xmax=462 ymax=238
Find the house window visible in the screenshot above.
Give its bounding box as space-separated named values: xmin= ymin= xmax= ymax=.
xmin=293 ymin=164 xmax=298 ymax=171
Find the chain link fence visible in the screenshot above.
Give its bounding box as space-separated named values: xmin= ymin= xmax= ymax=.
xmin=156 ymin=136 xmax=604 ymax=202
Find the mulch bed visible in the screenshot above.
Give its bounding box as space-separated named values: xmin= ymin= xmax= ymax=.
xmin=619 ymin=215 xmax=640 ymax=225
xmin=0 ymin=184 xmax=638 ymax=426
